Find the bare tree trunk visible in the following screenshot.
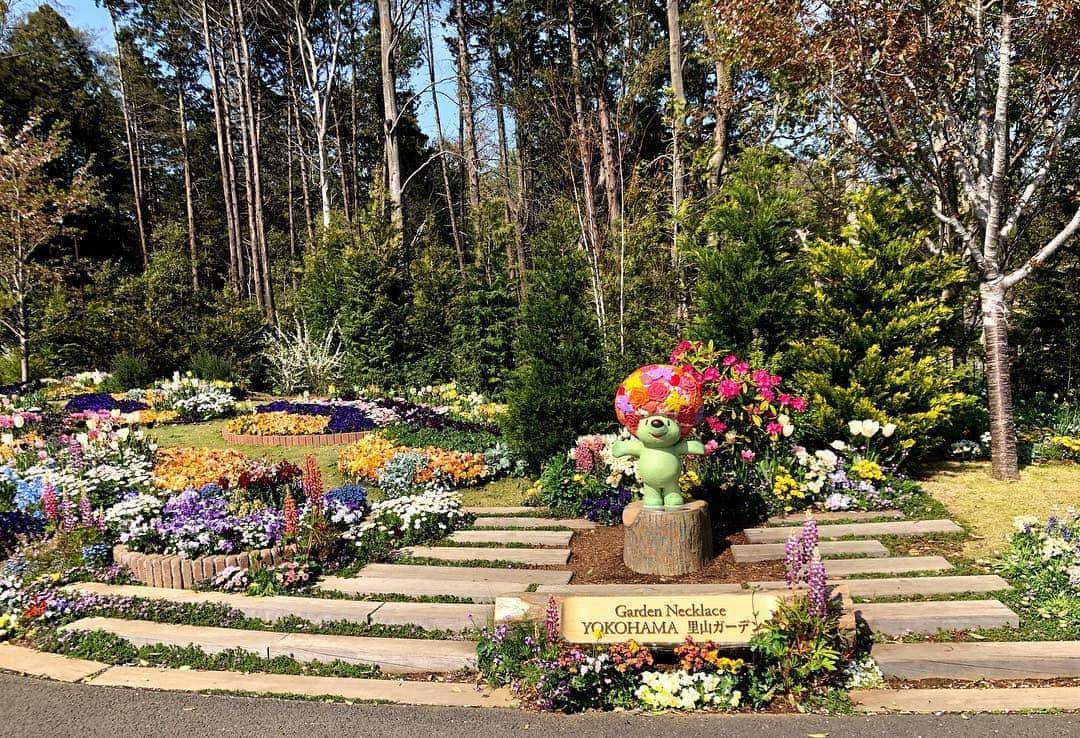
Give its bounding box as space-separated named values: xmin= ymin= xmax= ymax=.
xmin=597 ymin=88 xmax=620 ymax=227
xmin=453 ymin=0 xmax=481 ymax=215
xmin=231 ymin=0 xmax=274 ymax=318
xmin=286 ymin=71 xmax=298 ymax=285
xmin=484 ymin=4 xmax=519 ymax=285
xmin=200 ymin=0 xmax=241 ymax=290
xmin=423 ymin=0 xmax=464 ymax=271
xmin=704 ymin=16 xmax=733 ymax=195
xmin=108 ymin=8 xmax=149 ymax=267
xmin=17 ymin=293 xmax=28 ymax=383
xmin=666 ymin=0 xmax=687 ymax=322
xmin=286 ymin=50 xmax=315 ymax=245
xmin=377 ymin=0 xmax=403 ymax=235
xmin=512 ymin=114 xmax=529 ymax=297
xmin=567 ymin=0 xmax=604 ymax=334
xmin=177 ymin=73 xmax=199 ymax=291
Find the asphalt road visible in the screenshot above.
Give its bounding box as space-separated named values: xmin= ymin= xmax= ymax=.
xmin=1 ymin=673 xmax=1078 ymax=738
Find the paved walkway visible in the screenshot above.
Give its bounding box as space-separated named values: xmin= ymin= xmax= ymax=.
xmin=2 ymin=673 xmax=1078 ymax=738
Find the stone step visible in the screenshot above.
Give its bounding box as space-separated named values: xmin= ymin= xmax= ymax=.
xmin=873 ymin=641 xmax=1080 ymax=680
xmin=852 ymin=687 xmax=1080 ymax=713
xmin=357 ymin=563 xmax=573 ymax=585
xmin=89 ymin=665 xmax=516 ymax=708
xmin=537 ymin=583 xmax=747 ymax=595
xmin=402 ymin=547 xmax=571 ymax=566
xmin=66 ymin=582 xmax=489 ymax=632
xmin=319 ymin=575 xmax=534 ymax=603
xmin=812 ymin=556 xmax=953 ymax=577
xmin=61 ymin=617 xmax=476 ymax=675
xmin=744 ymin=519 xmax=963 ymax=543
xmin=472 ymin=517 xmax=596 ymax=530
xmin=749 ymin=575 xmax=1011 ymax=599
xmin=463 ymin=506 xmax=538 ymax=516
xmin=0 ymin=643 xmax=107 ymax=683
xmin=768 ymin=510 xmax=905 ymax=526
xmin=858 ymin=599 xmax=1019 ymax=636
xmin=65 ymin=582 xmax=379 ymax=625
xmin=448 ymin=530 xmax=574 ymax=547
xmin=731 ymin=539 xmax=888 ymax=563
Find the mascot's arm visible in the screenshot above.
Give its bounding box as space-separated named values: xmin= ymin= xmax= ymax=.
xmin=684 ymin=440 xmax=706 ymax=456
xmin=611 ymin=438 xmax=643 ymax=458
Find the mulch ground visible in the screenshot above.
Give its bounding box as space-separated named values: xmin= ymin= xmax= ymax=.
xmin=566 ymin=526 xmax=786 ymax=584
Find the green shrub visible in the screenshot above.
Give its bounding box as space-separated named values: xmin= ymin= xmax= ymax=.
xmin=788 ymin=188 xmax=973 ymax=456
xmin=189 ymin=350 xmax=239 ymax=384
xmin=503 ymin=219 xmax=609 ymax=468
xmin=380 ymin=424 xmax=500 ymax=454
xmin=105 ymin=351 xmax=153 ymax=391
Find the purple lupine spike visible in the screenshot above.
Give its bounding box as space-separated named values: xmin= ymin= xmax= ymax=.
xmin=545 ymin=595 xmax=561 ymax=643
xmin=59 ymin=491 xmax=76 ymax=533
xmin=801 ymin=518 xmax=819 ymax=563
xmin=784 ymin=534 xmax=803 ymax=586
xmin=79 ymin=492 xmax=94 ymax=528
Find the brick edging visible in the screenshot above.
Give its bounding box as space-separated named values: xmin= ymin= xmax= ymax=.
xmin=113 ymin=544 xmax=299 ymax=589
xmin=221 ymin=429 xmax=370 ymax=447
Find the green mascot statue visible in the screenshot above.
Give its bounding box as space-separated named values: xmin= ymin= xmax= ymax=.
xmin=613 ymin=364 xmax=705 ymax=509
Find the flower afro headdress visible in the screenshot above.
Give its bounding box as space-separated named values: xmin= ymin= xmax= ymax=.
xmin=615 ymin=364 xmax=703 ymax=439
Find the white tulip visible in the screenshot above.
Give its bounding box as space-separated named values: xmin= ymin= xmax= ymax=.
xmin=882 ymin=422 xmax=897 ymax=438
xmin=12 ymin=415 xmax=24 ymax=429
xmin=861 ymin=420 xmax=881 ymax=438
xmin=848 ymin=420 xmax=862 ymax=436
xmin=830 ymin=440 xmax=847 ymax=451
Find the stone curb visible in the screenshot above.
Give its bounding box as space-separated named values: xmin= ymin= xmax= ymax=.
xmin=851 ymin=687 xmax=1080 ymax=713
xmin=87 ymin=665 xmax=517 ymax=707
xmin=221 ymin=430 xmax=370 ymax=447
xmin=113 ymin=543 xmax=299 ymax=589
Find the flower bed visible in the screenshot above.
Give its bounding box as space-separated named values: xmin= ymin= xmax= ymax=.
xmin=338 ymin=433 xmax=495 ymax=488
xmin=63 ymin=375 xmax=236 ymax=425
xmin=151 ymin=448 xmax=252 ymax=492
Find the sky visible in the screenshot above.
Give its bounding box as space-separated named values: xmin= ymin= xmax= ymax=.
xmin=35 ymin=0 xmax=460 ymax=138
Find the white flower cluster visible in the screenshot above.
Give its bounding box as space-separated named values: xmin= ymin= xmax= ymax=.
xmin=635 ymin=670 xmax=742 ymax=710
xmin=950 ymin=440 xmax=983 ymax=458
xmin=346 ymin=488 xmax=466 ymax=544
xmin=794 ymin=447 xmax=839 ymax=496
xmin=847 ymin=419 xmax=897 ymax=438
xmin=104 ymin=493 xmax=164 ymax=550
xmin=129 ymin=374 xmax=236 ymax=421
xmin=842 ymin=655 xmax=885 ymax=689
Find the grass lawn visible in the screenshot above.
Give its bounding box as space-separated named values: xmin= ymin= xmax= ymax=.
xmin=921 ymin=461 xmax=1080 ymax=558
xmin=148 ymin=419 xmax=533 ymax=507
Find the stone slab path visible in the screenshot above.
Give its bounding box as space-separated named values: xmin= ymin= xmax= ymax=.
xmin=0 ymin=644 xmax=106 ymax=683
xmin=463 ymin=506 xmax=536 ymax=516
xmin=472 ymin=517 xmax=596 ymax=530
xmin=354 ymin=563 xmax=573 ymax=585
xmin=839 ymin=574 xmax=1011 ymax=599
xmin=744 ymin=519 xmax=963 ymax=543
xmin=319 ymin=576 xmax=537 ymax=603
xmin=767 ymin=510 xmax=905 ymax=525
xmin=731 ymin=539 xmax=888 ymax=563
xmin=851 ymin=687 xmax=1080 ymax=713
xmin=402 ymin=546 xmax=571 ymax=565
xmin=858 ymin=599 xmax=1019 ymax=636
xmin=62 ymin=617 xmax=477 ymax=675
xmin=814 ymin=555 xmax=953 ymax=577
xmin=448 ymin=530 xmax=574 ymax=546
xmin=65 ymin=582 xmax=490 ymax=631
xmin=873 ymin=641 xmax=1080 ymax=680
xmin=88 ymin=665 xmax=516 ymax=707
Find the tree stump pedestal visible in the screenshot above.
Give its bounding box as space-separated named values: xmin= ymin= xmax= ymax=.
xmin=622 ymin=499 xmax=712 ymax=576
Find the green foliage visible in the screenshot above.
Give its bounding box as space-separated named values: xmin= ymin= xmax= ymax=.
xmin=690 ymin=149 xmax=803 ymax=363
xmin=380 ymin=424 xmax=500 ymax=454
xmin=748 ymin=594 xmax=849 ymax=706
xmin=104 ymin=352 xmax=153 ymax=392
xmin=449 ymin=268 xmax=517 ymax=397
xmin=504 ymin=217 xmax=610 ymax=468
xmin=788 ymin=189 xmax=973 ymax=455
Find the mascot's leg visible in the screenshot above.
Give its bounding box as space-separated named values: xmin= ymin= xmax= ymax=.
xmin=641 ymin=484 xmax=664 ymax=509
xmin=663 ymin=489 xmax=685 ymax=509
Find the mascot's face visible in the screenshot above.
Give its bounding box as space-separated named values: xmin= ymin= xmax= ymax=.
xmin=636 ymin=415 xmax=682 ymax=448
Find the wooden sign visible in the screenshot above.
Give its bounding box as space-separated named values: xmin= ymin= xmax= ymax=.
xmin=559 ymin=591 xmax=779 ymax=645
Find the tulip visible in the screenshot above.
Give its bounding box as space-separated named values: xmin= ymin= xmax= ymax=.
xmin=882 ymin=422 xmax=897 ymax=438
